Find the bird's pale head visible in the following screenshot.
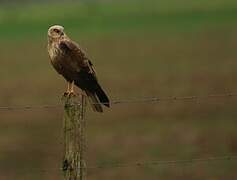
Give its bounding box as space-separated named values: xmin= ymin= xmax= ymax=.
xmin=48 ymin=25 xmax=65 ymax=41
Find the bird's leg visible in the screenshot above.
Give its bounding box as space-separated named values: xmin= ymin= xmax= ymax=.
xmin=68 ymin=81 xmax=76 ymax=97
xmin=63 ymin=82 xmax=71 ymax=96
xmin=69 ymin=81 xmax=74 ymax=93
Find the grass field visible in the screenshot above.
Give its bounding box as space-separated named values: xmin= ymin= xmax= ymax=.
xmin=1 ymin=1 xmax=237 ymax=179
xmin=1 ymin=1 xmax=237 ymax=40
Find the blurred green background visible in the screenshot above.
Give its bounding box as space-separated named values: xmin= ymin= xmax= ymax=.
xmin=1 ymin=0 xmax=237 ymax=179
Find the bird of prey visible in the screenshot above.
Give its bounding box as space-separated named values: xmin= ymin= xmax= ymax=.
xmin=47 ymin=25 xmax=110 ymax=112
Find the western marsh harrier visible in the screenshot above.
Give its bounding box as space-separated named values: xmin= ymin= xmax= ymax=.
xmin=47 ymin=25 xmax=110 ymax=112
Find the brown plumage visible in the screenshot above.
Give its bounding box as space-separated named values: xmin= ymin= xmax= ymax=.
xmin=47 ymin=25 xmax=110 ymax=112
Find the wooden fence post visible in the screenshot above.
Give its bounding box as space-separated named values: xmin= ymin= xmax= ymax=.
xmin=62 ymin=95 xmax=86 ymax=180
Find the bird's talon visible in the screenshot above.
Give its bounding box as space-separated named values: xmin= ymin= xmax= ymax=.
xmin=63 ymin=92 xmax=70 ymax=97
xmin=69 ymin=92 xmax=77 ymax=97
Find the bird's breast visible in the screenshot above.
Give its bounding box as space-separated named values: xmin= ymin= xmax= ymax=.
xmin=48 ymin=45 xmax=61 ymax=60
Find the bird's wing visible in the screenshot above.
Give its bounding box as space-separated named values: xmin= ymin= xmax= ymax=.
xmin=59 ymin=38 xmax=110 ymax=109
xmin=59 ymin=39 xmax=98 ymax=80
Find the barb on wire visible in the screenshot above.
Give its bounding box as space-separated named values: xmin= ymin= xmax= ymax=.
xmin=0 ymin=105 xmax=62 ymax=111
xmin=0 ymin=93 xmax=236 ymax=111
xmin=87 ymin=155 xmax=237 ymax=170
xmin=112 ymin=93 xmax=237 ymax=105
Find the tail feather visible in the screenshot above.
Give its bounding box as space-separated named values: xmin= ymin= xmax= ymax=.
xmin=95 ymin=84 xmax=110 ymax=107
xmin=86 ymin=91 xmax=103 ymax=113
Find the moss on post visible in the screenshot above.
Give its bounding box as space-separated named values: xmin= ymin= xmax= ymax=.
xmin=62 ymin=95 xmax=86 ymax=180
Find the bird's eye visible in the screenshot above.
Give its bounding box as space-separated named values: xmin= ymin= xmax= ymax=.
xmin=53 ymin=29 xmax=60 ymax=33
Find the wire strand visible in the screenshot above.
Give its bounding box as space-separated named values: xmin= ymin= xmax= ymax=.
xmin=112 ymin=93 xmax=237 ymax=104
xmin=5 ymin=155 xmax=237 ymax=174
xmin=0 ymin=105 xmax=62 ymax=110
xmin=0 ymin=93 xmax=236 ymax=111
xmin=87 ymin=155 xmax=237 ymax=169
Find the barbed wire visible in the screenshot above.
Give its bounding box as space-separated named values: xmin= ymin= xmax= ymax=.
xmin=2 ymin=155 xmax=237 ymax=175
xmin=0 ymin=104 xmax=61 ymax=111
xmin=112 ymin=93 xmax=237 ymax=104
xmin=87 ymin=155 xmax=237 ymax=169
xmin=0 ymin=93 xmax=236 ymax=111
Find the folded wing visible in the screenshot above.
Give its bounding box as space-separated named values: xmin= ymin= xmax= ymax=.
xmin=58 ymin=39 xmax=110 ymax=112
